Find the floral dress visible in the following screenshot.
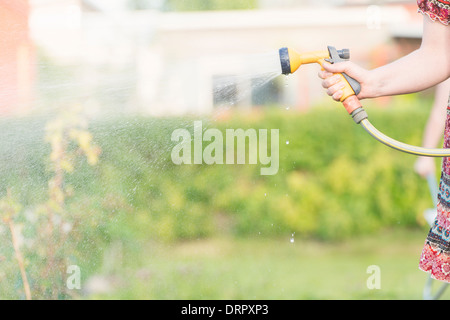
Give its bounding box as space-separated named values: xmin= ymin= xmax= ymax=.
xmin=417 ymin=0 xmax=450 ymax=283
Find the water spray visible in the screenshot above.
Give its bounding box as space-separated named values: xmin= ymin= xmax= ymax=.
xmin=279 ymin=46 xmax=450 ymax=157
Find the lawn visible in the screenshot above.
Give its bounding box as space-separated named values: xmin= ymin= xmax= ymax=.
xmin=87 ymin=228 xmax=449 ymax=300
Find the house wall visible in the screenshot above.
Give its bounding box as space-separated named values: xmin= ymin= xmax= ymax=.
xmin=28 ymin=2 xmax=423 ymax=116
xmin=0 ymin=0 xmax=34 ymax=115
xmin=138 ymin=4 xmax=417 ymax=116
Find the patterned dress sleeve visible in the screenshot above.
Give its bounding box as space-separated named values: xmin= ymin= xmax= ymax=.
xmin=417 ymin=0 xmax=450 ymax=25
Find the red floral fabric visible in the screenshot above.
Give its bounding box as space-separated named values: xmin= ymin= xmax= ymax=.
xmin=419 ymin=104 xmax=450 ymax=283
xmin=417 ymin=0 xmax=450 ymax=25
xmin=416 ymin=0 xmax=450 ymax=285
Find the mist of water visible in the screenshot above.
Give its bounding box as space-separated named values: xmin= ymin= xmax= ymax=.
xmin=0 ymin=7 xmax=290 ymax=298
xmin=212 ymin=50 xmax=282 ymax=107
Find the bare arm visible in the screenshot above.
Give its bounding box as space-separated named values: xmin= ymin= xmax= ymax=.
xmin=320 ymin=16 xmax=450 ymax=101
xmin=420 ymin=79 xmax=449 ymax=149
xmin=414 ymin=78 xmax=450 ymax=177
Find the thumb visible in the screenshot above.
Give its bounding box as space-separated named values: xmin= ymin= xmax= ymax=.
xmin=322 ymin=60 xmax=366 ymax=85
xmin=322 ymin=60 xmax=354 ymax=74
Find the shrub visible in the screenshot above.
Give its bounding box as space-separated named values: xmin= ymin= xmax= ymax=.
xmin=0 ymin=96 xmax=436 ymax=249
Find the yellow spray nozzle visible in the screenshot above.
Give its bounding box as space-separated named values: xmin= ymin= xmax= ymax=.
xmin=279 ymin=47 xmax=330 ymax=75
xmin=278 ymin=46 xmax=359 ymax=102
xmin=279 ymin=46 xmax=351 ymax=74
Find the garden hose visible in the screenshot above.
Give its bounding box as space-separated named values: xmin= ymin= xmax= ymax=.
xmin=359 ymin=117 xmax=450 ymax=157
xmin=279 ymin=46 xmax=450 ymax=157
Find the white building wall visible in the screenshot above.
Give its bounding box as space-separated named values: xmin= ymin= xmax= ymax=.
xmin=29 ymin=2 xmax=418 ymax=116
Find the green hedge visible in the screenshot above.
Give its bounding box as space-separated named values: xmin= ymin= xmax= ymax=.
xmin=0 ymin=97 xmax=438 ymax=243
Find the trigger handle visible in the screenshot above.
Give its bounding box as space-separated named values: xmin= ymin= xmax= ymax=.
xmin=326 ymin=46 xmax=361 ymax=96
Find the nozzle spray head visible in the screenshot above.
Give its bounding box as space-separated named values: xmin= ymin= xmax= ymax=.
xmin=279 ymin=47 xmax=302 ymax=75
xmin=279 ymin=47 xmax=291 ymax=75
xmin=279 ymin=46 xmax=351 ymax=75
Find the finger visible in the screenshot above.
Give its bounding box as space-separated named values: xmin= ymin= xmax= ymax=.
xmin=322 ymin=61 xmax=350 ymax=74
xmin=332 ymin=90 xmax=343 ymax=101
xmin=326 ymin=81 xmax=345 ymax=96
xmin=318 ymin=70 xmax=334 ymax=79
xmin=322 ymin=74 xmax=343 ymax=89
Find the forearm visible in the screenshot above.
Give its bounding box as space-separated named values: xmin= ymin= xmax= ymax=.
xmin=421 ymin=79 xmax=450 ymax=148
xmin=367 ymin=17 xmax=450 ymax=98
xmin=422 ymin=107 xmax=446 ymax=148
xmin=413 ymin=78 xmax=449 ymax=177
xmin=368 ymin=50 xmax=447 ymax=98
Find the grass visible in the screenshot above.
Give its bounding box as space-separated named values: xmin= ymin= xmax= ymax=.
xmin=87 ymin=227 xmax=449 ymax=300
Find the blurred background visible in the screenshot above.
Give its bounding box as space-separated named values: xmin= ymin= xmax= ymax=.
xmin=0 ymin=0 xmax=448 ymax=299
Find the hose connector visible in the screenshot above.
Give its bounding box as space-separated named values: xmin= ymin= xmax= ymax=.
xmin=342 ymin=95 xmax=362 ymax=115
xmin=350 ymin=107 xmax=368 ymax=124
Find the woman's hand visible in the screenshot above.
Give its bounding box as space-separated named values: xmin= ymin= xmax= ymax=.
xmin=414 ymin=156 xmax=436 ymax=178
xmin=318 ymin=61 xmax=374 ymax=101
xmin=318 ymin=16 xmax=450 ymax=103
